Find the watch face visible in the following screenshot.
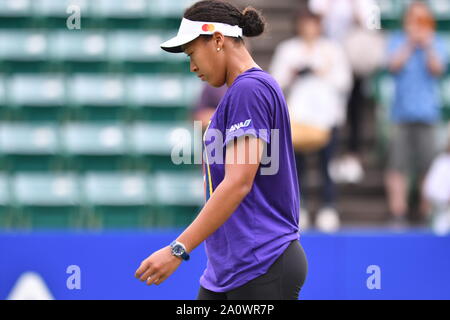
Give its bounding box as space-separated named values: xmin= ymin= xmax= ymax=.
xmin=173 ymin=245 xmax=184 ymax=256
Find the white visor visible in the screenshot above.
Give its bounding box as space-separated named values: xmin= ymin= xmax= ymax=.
xmin=160 ymin=18 xmax=243 ymax=53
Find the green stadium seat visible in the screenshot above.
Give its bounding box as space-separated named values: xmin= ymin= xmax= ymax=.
xmin=68 ymin=74 xmax=125 ymax=106
xmin=0 ymin=31 xmax=47 ymax=61
xmin=380 ymin=0 xmax=450 ymax=29
xmin=0 ymin=75 xmax=5 ymax=105
xmin=0 ymin=173 xmax=12 ymax=228
xmin=34 ymin=0 xmax=91 ymax=17
xmin=129 ymin=121 xmax=196 ymax=171
xmin=184 ymin=76 xmax=203 ymax=106
xmin=441 ymin=75 xmax=450 ymax=104
xmin=438 ymin=32 xmax=450 ymax=58
xmin=440 ymin=75 xmax=450 ymax=120
xmin=0 ymin=174 xmax=9 ymax=205
xmin=372 ymin=72 xmax=395 ymax=162
xmin=376 ymin=73 xmax=395 ymax=109
xmin=8 ymin=74 xmax=65 ymax=107
xmin=0 ymin=122 xmax=60 ymax=171
xmin=12 ymin=172 xmax=82 ymax=228
xmin=378 ymin=0 xmax=406 ymax=20
xmin=62 ymin=122 xmax=126 ymax=154
xmin=153 ymin=171 xmax=204 ymax=206
xmin=0 ymin=0 xmax=33 ymax=17
xmin=429 ymin=0 xmax=450 ymax=20
xmin=90 ymin=0 xmax=150 ymax=18
xmin=0 ymin=122 xmax=59 ymax=154
xmin=152 ymin=171 xmax=203 ymax=227
xmin=61 ymin=122 xmax=128 ymax=171
xmin=126 ymin=74 xmax=201 ymax=107
xmin=82 ymin=172 xmax=152 ymax=228
xmin=130 ymin=121 xmax=192 ymax=155
xmin=49 ymin=31 xmax=107 ymax=61
xmin=107 ymin=30 xmax=165 ymax=63
xmin=149 ymin=0 xmax=195 ymax=18
xmin=127 ymin=75 xmax=184 ymax=107
xmin=106 ymin=30 xmax=187 ymax=74
xmin=66 ymin=74 xmax=128 ymax=120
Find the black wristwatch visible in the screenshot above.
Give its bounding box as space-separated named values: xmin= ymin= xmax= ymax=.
xmin=170 ymin=241 xmax=190 ymax=261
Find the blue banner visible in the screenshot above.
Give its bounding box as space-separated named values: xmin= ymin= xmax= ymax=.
xmin=0 ymin=229 xmax=449 ymax=300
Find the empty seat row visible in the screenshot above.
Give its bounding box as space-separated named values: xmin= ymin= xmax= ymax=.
xmin=0 ymin=121 xmax=204 ymax=172
xmin=0 ymin=170 xmax=204 ymax=229
xmin=0 ymin=121 xmax=201 ymax=156
xmin=1 ymin=0 xmax=449 ymax=20
xmin=0 ymin=0 xmax=195 ymax=19
xmin=0 ymin=30 xmax=186 ymax=62
xmin=0 ymin=74 xmax=201 ymax=107
xmin=0 ymin=171 xmax=204 ymax=206
xmin=2 ymin=29 xmax=448 ymax=64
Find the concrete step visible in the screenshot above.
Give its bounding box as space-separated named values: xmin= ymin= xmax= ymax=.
xmin=300 ymin=194 xmax=389 ymax=223
xmin=299 ymin=167 xmax=386 ymax=196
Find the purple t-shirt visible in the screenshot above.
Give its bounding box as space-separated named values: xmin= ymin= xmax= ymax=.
xmin=200 ymin=67 xmax=301 ymax=292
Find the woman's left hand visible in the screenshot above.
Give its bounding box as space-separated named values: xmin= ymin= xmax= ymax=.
xmin=134 ymin=246 xmax=182 ymax=286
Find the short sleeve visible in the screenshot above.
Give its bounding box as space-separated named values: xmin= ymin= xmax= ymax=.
xmin=222 ymin=79 xmax=272 ymax=147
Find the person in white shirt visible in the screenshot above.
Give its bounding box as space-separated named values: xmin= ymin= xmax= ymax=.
xmin=269 ymin=9 xmax=352 ymax=232
xmin=309 ymin=0 xmax=383 ymax=185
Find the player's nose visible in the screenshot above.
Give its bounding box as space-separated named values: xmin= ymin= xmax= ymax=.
xmin=190 ymin=60 xmax=198 ymax=73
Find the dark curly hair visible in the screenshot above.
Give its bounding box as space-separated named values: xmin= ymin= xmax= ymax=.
xmin=183 ymin=0 xmax=266 ymax=43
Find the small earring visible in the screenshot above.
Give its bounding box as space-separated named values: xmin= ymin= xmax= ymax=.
xmin=217 ymin=48 xmax=221 ymax=52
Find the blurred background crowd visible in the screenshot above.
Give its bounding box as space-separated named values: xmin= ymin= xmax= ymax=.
xmin=0 ymin=0 xmax=449 ymax=234
xmin=193 ymin=0 xmax=450 ymax=234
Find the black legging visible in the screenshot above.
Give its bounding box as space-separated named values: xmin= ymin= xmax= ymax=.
xmin=196 ymin=240 xmax=308 ymax=300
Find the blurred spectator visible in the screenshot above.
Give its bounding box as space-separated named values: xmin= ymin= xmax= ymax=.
xmin=384 ymin=1 xmax=448 ymax=227
xmin=424 ymin=125 xmax=450 ymax=235
xmin=310 ymin=0 xmax=384 ymax=184
xmin=269 ymin=9 xmax=352 ymax=232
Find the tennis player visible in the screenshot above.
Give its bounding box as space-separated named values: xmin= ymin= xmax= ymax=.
xmin=135 ymin=0 xmax=308 ymax=300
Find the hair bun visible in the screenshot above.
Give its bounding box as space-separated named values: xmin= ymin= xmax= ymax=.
xmin=239 ymin=6 xmax=265 ymax=37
